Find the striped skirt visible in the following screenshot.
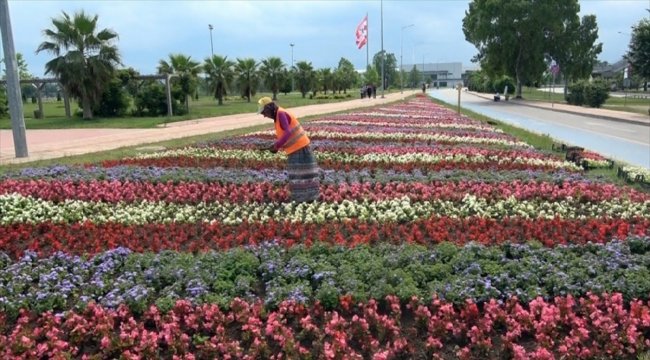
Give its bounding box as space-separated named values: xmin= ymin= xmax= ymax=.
xmin=287 ymin=146 xmax=320 ymax=203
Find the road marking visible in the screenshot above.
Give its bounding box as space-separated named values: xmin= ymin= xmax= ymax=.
xmin=585 ymin=122 xmax=635 ymax=133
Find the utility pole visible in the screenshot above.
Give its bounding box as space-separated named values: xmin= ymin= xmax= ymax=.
xmin=0 ymin=0 xmax=28 ymax=158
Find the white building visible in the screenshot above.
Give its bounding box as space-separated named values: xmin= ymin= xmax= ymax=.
xmin=401 ymin=62 xmax=465 ymax=88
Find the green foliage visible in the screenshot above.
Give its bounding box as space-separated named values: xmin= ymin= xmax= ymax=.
xmin=372 ymin=51 xmax=398 ymax=89
xmin=0 ymin=87 xmax=8 ymax=117
xmin=94 ymin=77 xmax=130 ymax=117
xmin=203 ymin=55 xmax=235 ymax=105
xmin=259 ymin=56 xmax=286 ymax=100
xmin=133 ymin=82 xmax=173 ymax=117
xmin=36 ymin=10 xmax=121 ymax=119
xmin=294 ymin=61 xmax=315 ymax=98
xmin=583 ymin=80 xmax=610 ymax=108
xmin=463 ymin=0 xmax=583 ymax=98
xmin=334 ymin=58 xmax=358 ymax=93
xmin=408 ymin=65 xmax=421 ymax=88
xmin=157 ymin=54 xmax=201 ymax=113
xmin=466 ymin=70 xmax=514 ymax=94
xmin=234 ymin=58 xmax=259 ymax=102
xmin=567 ymin=80 xmax=609 ymax=108
xmin=364 ymin=66 xmax=379 ymax=87
xmin=626 ymin=18 xmax=650 ymax=82
xmin=547 ymin=14 xmax=602 ymax=88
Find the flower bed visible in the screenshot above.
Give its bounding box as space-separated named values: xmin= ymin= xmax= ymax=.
xmin=2 ymin=294 xmax=649 ymax=359
xmin=1 ymin=96 xmax=648 ymax=357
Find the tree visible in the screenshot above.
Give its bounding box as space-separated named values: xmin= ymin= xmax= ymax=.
xmin=407 ymin=65 xmax=420 ymax=88
xmin=463 ymin=0 xmax=581 ymax=98
xmin=1 ymin=53 xmax=32 ymax=80
xmin=234 ymin=58 xmax=259 ymax=102
xmin=294 ymin=61 xmax=314 ymax=98
xmin=204 ymin=55 xmax=234 ymax=105
xmin=36 ymin=10 xmax=121 ymax=119
xmin=372 ymin=51 xmax=397 ymax=89
xmin=157 ymin=54 xmax=200 ymax=112
xmin=317 ymin=68 xmax=334 ymax=94
xmin=547 ymin=14 xmax=602 ymax=98
xmin=259 ymin=57 xmax=285 ymax=100
xmin=364 ymin=65 xmax=379 ymax=88
xmin=626 ymin=18 xmax=650 ymax=91
xmin=335 ymin=57 xmax=358 ymax=94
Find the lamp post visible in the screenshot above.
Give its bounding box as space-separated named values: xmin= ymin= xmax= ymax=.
xmin=208 ymin=24 xmax=214 ymax=57
xmin=400 ymin=24 xmax=414 ymax=93
xmin=290 ymin=43 xmax=295 ymax=93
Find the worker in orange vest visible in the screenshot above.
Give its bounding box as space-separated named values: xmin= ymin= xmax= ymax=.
xmin=258 ymin=97 xmax=320 ymax=203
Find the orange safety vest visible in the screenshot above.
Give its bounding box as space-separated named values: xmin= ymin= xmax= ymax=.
xmin=274 ymin=107 xmax=310 ymax=155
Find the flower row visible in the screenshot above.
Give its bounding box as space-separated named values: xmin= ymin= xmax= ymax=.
xmin=2 ymin=293 xmax=649 ymax=359
xmin=2 ymin=238 xmax=650 ymax=316
xmin=2 ymin=193 xmax=647 ymax=225
xmin=2 ymin=179 xmax=646 ymax=204
xmin=0 ymin=165 xmax=588 ymax=184
xmin=0 ymin=216 xmax=646 ymax=258
xmin=310 ymin=118 xmax=502 ymax=132
xmin=251 ymin=129 xmax=531 ymax=147
xmin=127 ymin=148 xmax=579 ymax=171
xmin=103 ymin=154 xmax=579 ymax=172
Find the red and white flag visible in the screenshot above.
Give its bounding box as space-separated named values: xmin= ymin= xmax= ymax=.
xmin=355 ymin=15 xmax=368 ymax=49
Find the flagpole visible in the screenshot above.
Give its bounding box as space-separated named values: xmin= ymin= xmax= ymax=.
xmin=380 ymin=0 xmax=384 ymax=98
xmin=366 ymin=12 xmax=369 ymax=70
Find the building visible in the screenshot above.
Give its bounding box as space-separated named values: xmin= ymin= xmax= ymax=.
xmin=401 ymin=62 xmax=465 ymax=88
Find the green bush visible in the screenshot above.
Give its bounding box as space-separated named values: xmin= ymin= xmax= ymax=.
xmin=94 ymin=79 xmax=131 ymax=117
xmin=566 ymin=80 xmax=609 ymax=108
xmin=0 ymin=86 xmax=8 ymax=118
xmin=133 ymin=82 xmax=183 ymax=117
xmin=584 ymin=80 xmax=610 ymax=108
xmin=566 ymin=81 xmax=586 ymax=105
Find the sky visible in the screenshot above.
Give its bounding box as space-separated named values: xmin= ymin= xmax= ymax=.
xmin=2 ymin=0 xmax=649 ymax=78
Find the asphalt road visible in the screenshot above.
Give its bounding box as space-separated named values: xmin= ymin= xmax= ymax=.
xmin=429 ymin=89 xmax=650 ymax=169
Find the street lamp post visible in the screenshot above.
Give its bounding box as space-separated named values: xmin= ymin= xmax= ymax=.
xmin=400 ymin=24 xmax=414 ymax=94
xmin=290 ymin=43 xmax=295 ymax=93
xmin=208 ymin=24 xmax=214 ymax=57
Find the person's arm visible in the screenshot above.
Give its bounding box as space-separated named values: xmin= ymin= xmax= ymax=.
xmin=273 ymin=111 xmax=293 ymax=150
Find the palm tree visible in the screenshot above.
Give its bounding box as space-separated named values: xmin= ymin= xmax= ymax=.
xmin=204 ymin=55 xmax=234 ymax=105
xmin=294 ymin=61 xmax=315 ymax=98
xmin=157 ymin=54 xmax=200 ymax=112
xmin=260 ymin=57 xmax=286 ymax=100
xmin=317 ymin=68 xmax=334 ymax=94
xmin=234 ymin=58 xmax=259 ymax=102
xmin=36 ymin=11 xmax=121 ymax=120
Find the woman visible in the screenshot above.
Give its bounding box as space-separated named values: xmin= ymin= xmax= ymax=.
xmin=258 ymin=97 xmax=320 ymax=203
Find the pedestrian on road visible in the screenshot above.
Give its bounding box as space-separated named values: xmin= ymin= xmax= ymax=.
xmin=258 ymin=97 xmax=320 ymax=203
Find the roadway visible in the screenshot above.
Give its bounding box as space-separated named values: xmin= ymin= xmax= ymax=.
xmin=429 ymin=88 xmax=650 ymax=169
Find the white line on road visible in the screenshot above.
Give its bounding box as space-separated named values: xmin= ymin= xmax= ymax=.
xmin=584 ymin=122 xmax=635 ymax=133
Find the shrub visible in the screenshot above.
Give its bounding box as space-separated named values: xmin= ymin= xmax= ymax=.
xmin=584 ymin=80 xmax=610 ymax=108
xmin=566 ymin=80 xmax=609 ymax=108
xmin=0 ymin=86 xmax=8 ymax=118
xmin=134 ymin=82 xmax=183 ymax=117
xmin=94 ymin=79 xmax=131 ymax=117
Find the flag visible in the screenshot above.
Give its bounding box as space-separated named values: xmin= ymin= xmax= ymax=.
xmin=355 ymin=15 xmax=368 ymax=49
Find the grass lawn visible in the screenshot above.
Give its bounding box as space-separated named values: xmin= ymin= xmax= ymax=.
xmin=520 ymin=87 xmax=650 ymax=115
xmin=0 ymin=90 xmax=373 ymax=130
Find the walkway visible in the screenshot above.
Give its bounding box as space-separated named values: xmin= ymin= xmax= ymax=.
xmin=0 ymin=91 xmax=418 ymax=165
